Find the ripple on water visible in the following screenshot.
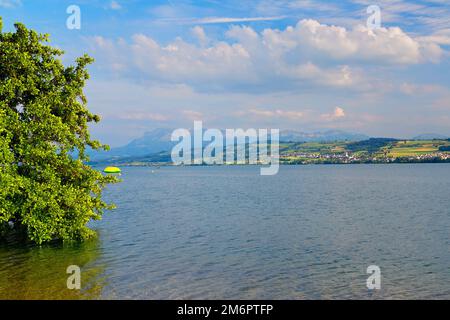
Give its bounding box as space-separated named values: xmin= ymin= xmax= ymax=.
xmin=2 ymin=164 xmax=450 ymax=299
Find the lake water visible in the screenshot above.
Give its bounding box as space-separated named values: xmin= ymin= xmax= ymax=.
xmin=1 ymin=164 xmax=450 ymax=299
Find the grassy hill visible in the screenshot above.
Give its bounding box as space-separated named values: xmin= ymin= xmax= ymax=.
xmin=280 ymin=139 xmax=450 ymax=164
xmin=91 ymin=138 xmax=450 ymax=166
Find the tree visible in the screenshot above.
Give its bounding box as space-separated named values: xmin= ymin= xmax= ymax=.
xmin=0 ymin=17 xmax=119 ymax=244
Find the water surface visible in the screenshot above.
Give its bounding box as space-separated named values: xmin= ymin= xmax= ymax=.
xmin=1 ymin=164 xmax=450 ymax=299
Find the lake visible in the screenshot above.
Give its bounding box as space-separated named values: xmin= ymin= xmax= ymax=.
xmin=1 ymin=164 xmax=450 ymax=299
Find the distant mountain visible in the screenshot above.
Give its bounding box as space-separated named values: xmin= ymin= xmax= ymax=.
xmin=412 ymin=133 xmax=449 ymax=140
xmin=280 ymin=130 xmax=369 ymax=142
xmin=89 ymin=128 xmax=174 ymax=161
xmin=111 ymin=128 xmax=174 ymax=157
xmin=89 ymin=128 xmax=370 ymax=162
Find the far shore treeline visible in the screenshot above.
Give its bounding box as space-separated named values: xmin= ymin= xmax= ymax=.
xmin=90 ymin=137 xmax=450 ymax=167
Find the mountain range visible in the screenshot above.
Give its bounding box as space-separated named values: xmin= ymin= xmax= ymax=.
xmin=88 ymin=128 xmax=448 ymax=162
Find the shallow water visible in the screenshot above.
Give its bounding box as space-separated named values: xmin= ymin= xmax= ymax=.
xmin=1 ymin=164 xmax=450 ymax=299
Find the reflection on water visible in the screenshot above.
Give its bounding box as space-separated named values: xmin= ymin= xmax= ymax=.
xmin=0 ymin=236 xmax=106 ymax=299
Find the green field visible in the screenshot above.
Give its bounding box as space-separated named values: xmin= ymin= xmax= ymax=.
xmin=386 ymin=141 xmax=447 ymax=157
xmin=279 ymin=139 xmax=450 ymax=163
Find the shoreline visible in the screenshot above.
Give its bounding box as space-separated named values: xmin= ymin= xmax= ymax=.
xmin=91 ymin=160 xmax=450 ymax=168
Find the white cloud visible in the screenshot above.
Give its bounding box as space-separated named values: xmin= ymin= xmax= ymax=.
xmin=417 ymin=29 xmax=450 ymax=46
xmin=0 ymin=0 xmax=21 ymax=8
xmin=191 ymin=26 xmax=209 ymax=46
xmin=90 ymin=19 xmax=447 ymax=93
xmin=334 ymin=107 xmax=346 ymax=118
xmin=261 ymin=19 xmax=443 ymax=64
xmin=321 ymin=107 xmax=346 ymax=121
xmin=279 ymin=62 xmax=359 ymax=87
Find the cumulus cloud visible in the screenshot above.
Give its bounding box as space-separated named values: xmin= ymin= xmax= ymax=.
xmin=261 ymin=19 xmax=443 ymax=64
xmin=334 ymin=107 xmax=346 ymax=118
xmin=321 ymin=107 xmax=346 ymax=121
xmin=90 ymin=19 xmax=446 ymax=93
xmin=191 ymin=26 xmax=209 ymax=46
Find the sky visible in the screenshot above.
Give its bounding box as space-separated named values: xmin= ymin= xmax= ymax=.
xmin=1 ymin=0 xmax=450 ymax=146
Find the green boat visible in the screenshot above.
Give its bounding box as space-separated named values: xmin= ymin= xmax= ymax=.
xmin=103 ymin=166 xmax=121 ymax=174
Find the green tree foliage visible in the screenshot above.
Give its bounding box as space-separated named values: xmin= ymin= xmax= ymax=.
xmin=0 ymin=18 xmax=118 ymax=244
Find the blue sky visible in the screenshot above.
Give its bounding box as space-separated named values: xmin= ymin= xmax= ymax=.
xmin=1 ymin=0 xmax=450 ymax=146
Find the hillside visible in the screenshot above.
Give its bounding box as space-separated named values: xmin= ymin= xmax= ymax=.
xmin=91 ymin=138 xmax=450 ymax=166
xmin=281 ymin=139 xmax=450 ymax=164
xmin=89 ymin=128 xmax=369 ymax=162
